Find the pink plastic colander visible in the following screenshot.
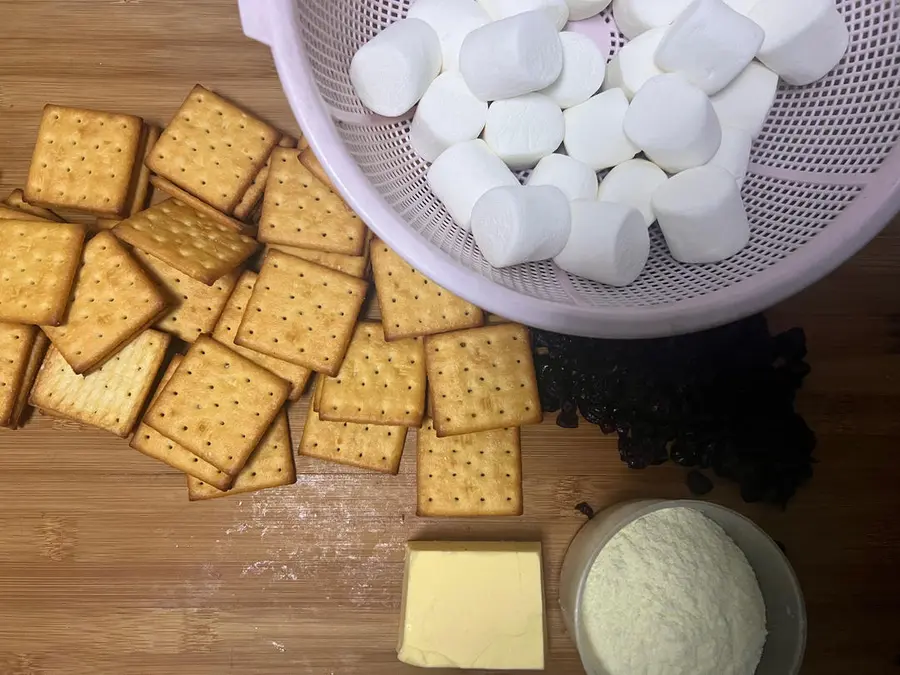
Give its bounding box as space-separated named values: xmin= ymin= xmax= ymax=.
xmin=239 ymin=0 xmax=900 ymax=338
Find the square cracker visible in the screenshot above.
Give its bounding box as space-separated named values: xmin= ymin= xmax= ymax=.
xmin=187 ymin=410 xmax=295 ymax=500
xmin=235 ymin=249 xmax=367 ymax=376
xmin=298 ymin=395 xmax=407 ymax=474
xmin=232 ymin=134 xmax=297 ymax=221
xmin=266 ymin=244 xmax=368 ymax=279
xmin=258 ymin=148 xmax=366 ymax=255
xmin=0 ymin=220 xmax=86 ymax=326
xmin=371 ymin=240 xmax=483 ymax=341
xmin=42 ymin=232 xmax=169 ymax=373
xmin=0 ymin=323 xmax=37 ymax=427
xmin=426 ymin=323 xmax=543 ymax=437
xmin=125 ymin=124 xmax=160 ymax=217
xmin=211 ymin=271 xmax=311 ymax=401
xmin=131 ymin=355 xmax=233 ymax=491
xmin=149 ymin=175 xmax=248 ymax=233
xmin=147 ymin=85 xmax=280 ymax=213
xmin=5 ymin=332 xmax=50 ymax=430
xmin=113 ymin=199 xmax=258 ymax=285
xmin=417 ymin=419 xmax=523 ymax=517
xmin=29 ymin=329 xmax=171 ymax=437
xmin=133 ymin=249 xmax=239 ymax=344
xmin=319 ymin=322 xmax=426 ymax=427
xmin=145 ymin=336 xmax=290 ymax=476
xmin=0 ymin=205 xmax=53 ymax=222
xmin=299 ymin=148 xmax=336 ymax=191
xmin=25 ymin=104 xmax=143 ymax=217
xmin=4 ymin=189 xmax=64 ymax=222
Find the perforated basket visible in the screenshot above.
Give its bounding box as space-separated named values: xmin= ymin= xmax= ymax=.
xmin=239 ymin=0 xmax=900 ymax=338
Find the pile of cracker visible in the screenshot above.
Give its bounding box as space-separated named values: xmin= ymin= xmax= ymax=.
xmin=0 ymin=86 xmax=542 ymax=513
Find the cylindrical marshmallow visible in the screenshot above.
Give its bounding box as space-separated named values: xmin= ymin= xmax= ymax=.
xmin=483 ymin=94 xmax=565 ymax=170
xmin=541 ymin=32 xmax=607 ymax=109
xmin=655 ymin=0 xmax=766 ymax=95
xmin=410 ymin=72 xmax=488 ymax=163
xmin=407 ymin=0 xmax=491 ymax=72
xmin=471 ymin=185 xmax=572 ymax=267
xmin=460 ymin=11 xmax=564 ymax=102
xmin=623 ymin=74 xmax=722 ymax=173
xmin=565 ymin=0 xmax=613 ymax=22
xmin=612 ymin=0 xmax=694 ymax=40
xmin=597 ymin=158 xmax=669 ymax=227
xmin=427 ymin=139 xmax=520 ymax=230
xmin=652 ymin=165 xmax=750 ymax=263
xmin=707 ymin=126 xmax=753 ymax=187
xmin=711 ymin=61 xmax=779 ymax=139
xmin=602 ymin=27 xmax=665 ymax=100
xmin=478 ymin=0 xmax=570 ymax=31
xmin=527 ymin=154 xmax=599 ymax=201
xmin=749 ymin=0 xmax=850 ymax=86
xmin=350 ymin=19 xmax=442 ymax=117
xmin=564 ymin=88 xmax=639 ymax=170
xmin=554 ymin=200 xmax=650 ymax=286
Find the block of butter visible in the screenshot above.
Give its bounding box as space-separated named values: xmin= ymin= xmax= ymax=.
xmin=397 ymin=541 xmax=546 ymax=670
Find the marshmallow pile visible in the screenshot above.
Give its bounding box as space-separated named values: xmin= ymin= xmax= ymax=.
xmin=350 ymin=0 xmax=849 ymax=287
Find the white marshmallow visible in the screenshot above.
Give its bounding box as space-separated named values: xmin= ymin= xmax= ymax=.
xmin=564 ymin=89 xmax=639 ymax=171
xmin=484 ymin=94 xmax=565 ymax=170
xmin=410 ymin=72 xmax=488 ymax=163
xmin=612 ymin=0 xmax=693 ymax=40
xmin=707 ymin=126 xmax=753 ymax=187
xmin=427 ymin=139 xmax=520 ymax=230
xmin=407 ymin=0 xmax=491 ymax=72
xmin=350 ymin=19 xmax=442 ymax=117
xmin=597 ymin=159 xmax=668 ymax=227
xmin=652 ymin=165 xmax=750 ymax=263
xmin=477 ymin=0 xmax=570 ymax=30
xmin=471 ymin=185 xmax=572 ymax=267
xmin=723 ymin=0 xmax=760 ymax=16
xmin=541 ymin=32 xmax=607 ymax=109
xmin=623 ymin=73 xmax=722 ymax=173
xmin=554 ymin=200 xmax=650 ymax=286
xmin=565 ymin=0 xmax=613 ymax=22
xmin=460 ymin=11 xmax=564 ymax=102
xmin=711 ymin=61 xmax=779 ymax=139
xmin=527 ymin=154 xmax=599 ymax=201
xmin=655 ymin=0 xmax=765 ymax=95
xmin=749 ymin=0 xmax=850 ymax=86
xmin=602 ymin=27 xmax=665 ymax=100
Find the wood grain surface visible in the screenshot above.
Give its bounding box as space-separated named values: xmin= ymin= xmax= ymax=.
xmin=2 ymin=2 xmax=900 ymax=674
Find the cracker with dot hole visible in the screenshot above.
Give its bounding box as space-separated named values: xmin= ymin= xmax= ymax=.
xmin=24 ymin=104 xmax=143 ymax=217
xmin=319 ymin=321 xmax=426 ymax=427
xmin=144 ymin=336 xmax=290 ymax=476
xmin=234 ymin=249 xmax=368 ymax=376
xmin=0 ymin=323 xmax=38 ymax=427
xmin=416 ymin=419 xmax=522 ymax=517
xmin=146 ymin=85 xmax=280 ymax=214
xmin=298 ymin=396 xmax=407 ymax=474
xmin=232 ymin=133 xmax=296 ymax=220
xmin=42 ymin=232 xmax=168 ymax=374
xmin=149 ymin=175 xmax=248 ymax=232
xmin=29 ymin=329 xmax=171 ymax=437
xmin=425 ymin=323 xmax=543 ymax=438
xmin=257 ymin=148 xmax=366 ymax=256
xmin=265 ymin=243 xmax=369 ymax=279
xmin=187 ymin=410 xmax=295 ymax=500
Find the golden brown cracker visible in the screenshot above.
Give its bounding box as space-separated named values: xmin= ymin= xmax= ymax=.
xmin=258 ymin=148 xmax=366 ymax=255
xmin=42 ymin=232 xmax=168 ymax=373
xmin=133 ymin=249 xmax=239 ymax=343
xmin=425 ymin=324 xmax=542 ymax=437
xmin=6 ymin=332 xmax=50 ymax=429
xmin=126 ymin=124 xmax=160 ymax=216
xmin=231 ymin=135 xmax=295 ymax=221
xmin=211 ymin=271 xmax=311 ymax=401
xmin=187 ymin=410 xmax=295 ymax=500
xmin=0 ymin=205 xmax=52 ymax=222
xmin=319 ymin=322 xmax=426 ymax=427
xmin=298 ymin=397 xmax=407 ymax=474
xmin=144 ymin=336 xmax=290 ymax=476
xmin=25 ymin=104 xmax=143 ymax=217
xmin=371 ymin=240 xmax=483 ymax=341
xmin=147 ymin=85 xmax=280 ymax=213
xmin=3 ymin=189 xmax=64 ymax=222
xmin=149 ymin=175 xmax=248 ymax=232
xmin=29 ymin=329 xmax=171 ymax=437
xmin=113 ymin=199 xmax=258 ymax=285
xmin=0 ymin=323 xmax=37 ymax=427
xmin=235 ymin=249 xmax=368 ymax=376
xmin=312 ymin=372 xmax=325 ymax=413
xmin=416 ymin=419 xmax=523 ymax=517
xmin=299 ymin=148 xmax=336 ymax=191
xmin=265 ymin=244 xmax=369 ymax=279
xmin=0 ymin=220 xmax=86 ymax=326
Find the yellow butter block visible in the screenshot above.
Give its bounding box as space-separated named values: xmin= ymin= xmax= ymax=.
xmin=398 ymin=541 xmax=546 ymax=670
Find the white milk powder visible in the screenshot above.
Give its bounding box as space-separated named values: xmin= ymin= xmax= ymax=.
xmin=581 ymin=506 xmax=767 ymax=675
